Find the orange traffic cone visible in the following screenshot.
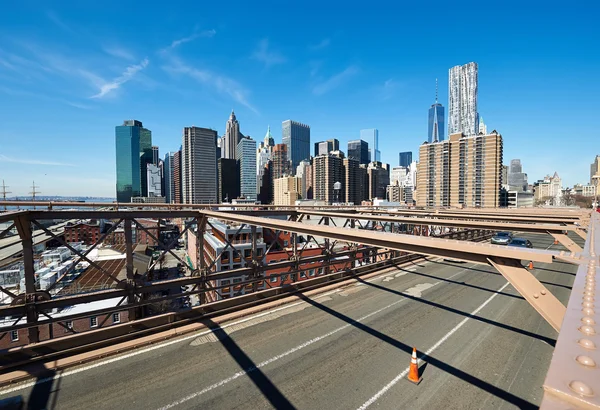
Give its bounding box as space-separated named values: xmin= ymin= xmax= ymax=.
xmin=528 ymin=261 xmax=534 ymax=270
xmin=407 ymin=347 xmax=422 ymax=384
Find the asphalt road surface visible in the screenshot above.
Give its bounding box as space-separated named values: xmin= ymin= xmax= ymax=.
xmin=0 ymin=232 xmax=579 ymax=410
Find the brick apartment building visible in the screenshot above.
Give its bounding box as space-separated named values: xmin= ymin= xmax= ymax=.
xmin=0 ymin=298 xmax=129 ymax=350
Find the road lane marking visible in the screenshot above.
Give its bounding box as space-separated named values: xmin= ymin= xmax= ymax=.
xmin=356 ymin=280 xmax=512 ymax=410
xmin=154 ymin=267 xmax=473 ymax=409
xmin=0 ymin=261 xmax=473 ymax=400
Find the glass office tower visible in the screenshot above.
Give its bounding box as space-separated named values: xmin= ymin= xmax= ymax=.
xmin=115 ymin=120 xmax=151 ymax=202
xmin=282 ymin=120 xmax=310 ymax=175
xmin=360 ymin=129 xmax=379 ymax=162
xmin=347 ymin=140 xmax=369 ymax=165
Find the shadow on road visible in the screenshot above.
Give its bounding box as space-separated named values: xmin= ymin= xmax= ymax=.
xmin=25 ymin=366 xmax=58 ymax=410
xmin=394 ymin=267 xmax=524 ymax=300
xmin=295 ymin=293 xmax=537 ymax=410
xmin=423 ymin=259 xmax=575 ymax=288
xmin=202 ymin=318 xmax=296 ymax=409
xmin=356 ymin=277 xmax=556 ymax=347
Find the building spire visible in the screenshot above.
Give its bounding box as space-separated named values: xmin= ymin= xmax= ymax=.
xmin=435 ymin=78 xmax=438 ymax=103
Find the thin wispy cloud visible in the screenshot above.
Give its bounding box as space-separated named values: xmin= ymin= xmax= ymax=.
xmin=0 ymin=85 xmax=92 ymax=109
xmin=162 ymin=29 xmax=216 ymax=53
xmin=312 ymin=65 xmax=359 ymax=95
xmin=163 ymin=57 xmax=258 ymax=114
xmin=251 ymin=39 xmax=286 ymax=68
xmin=103 ymin=46 xmax=135 ymax=61
xmin=90 ymin=58 xmax=149 ymax=99
xmin=309 ymin=61 xmax=321 ymax=77
xmin=309 ymin=38 xmax=331 ymax=50
xmin=46 ymin=11 xmax=75 ymax=34
xmin=0 ymin=154 xmax=75 ymax=167
xmin=380 ymin=78 xmax=399 ymax=100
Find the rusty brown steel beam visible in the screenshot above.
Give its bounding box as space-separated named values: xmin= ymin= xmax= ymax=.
xmin=364 ymin=209 xmax=582 ymax=224
xmin=298 ymin=210 xmax=577 ymax=234
xmin=199 ymin=210 xmax=559 ymax=264
xmin=487 ymin=257 xmax=566 ymax=332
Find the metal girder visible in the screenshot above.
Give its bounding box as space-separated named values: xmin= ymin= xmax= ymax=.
xmin=541 ymin=212 xmax=600 ymax=410
xmin=550 ymin=232 xmax=583 ymax=253
xmin=366 ymin=209 xmax=582 ymax=225
xmin=199 ymin=210 xmax=557 ymax=265
xmin=487 ymin=257 xmax=566 ymax=332
xmin=298 ymin=210 xmax=577 ymax=235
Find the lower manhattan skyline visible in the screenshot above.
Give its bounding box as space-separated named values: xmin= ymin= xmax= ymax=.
xmin=1 ymin=1 xmax=598 ymax=196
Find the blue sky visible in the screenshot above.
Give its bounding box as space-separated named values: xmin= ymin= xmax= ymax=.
xmin=0 ymin=1 xmax=598 ymax=197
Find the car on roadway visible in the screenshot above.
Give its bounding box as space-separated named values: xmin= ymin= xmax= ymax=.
xmin=491 ymin=231 xmax=513 ymax=245
xmin=507 ymin=238 xmax=533 ymax=248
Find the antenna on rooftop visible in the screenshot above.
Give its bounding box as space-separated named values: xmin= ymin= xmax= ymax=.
xmin=1 ymin=180 xmax=11 ymax=211
xmin=435 ymin=78 xmax=438 ymax=104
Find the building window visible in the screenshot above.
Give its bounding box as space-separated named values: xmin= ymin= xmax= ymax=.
xmin=283 ymin=240 xmax=289 ymax=246
xmin=221 ymin=280 xmax=230 ymax=285
xmin=10 ymin=330 xmax=18 ymax=342
xmin=90 ymin=316 xmax=98 ymax=328
xmin=112 ymin=313 xmax=121 ymax=324
xmin=270 ymin=275 xmax=277 ymax=283
xmin=309 ymin=269 xmax=315 ymax=277
xmin=65 ymin=321 xmax=73 ymax=332
xmin=233 ymin=278 xmax=242 ymax=284
xmin=318 ymin=268 xmax=324 ymax=275
xmin=300 ymin=271 xmax=306 ymax=278
xmin=244 ymin=249 xmax=252 ymax=258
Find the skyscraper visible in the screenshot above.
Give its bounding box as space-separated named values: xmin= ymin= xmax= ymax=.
xmin=417 ymin=131 xmax=503 ymax=208
xmin=367 ymin=162 xmax=390 ymax=199
xmin=173 ymin=150 xmax=182 ymax=203
xmin=314 ymin=139 xmax=339 ymax=157
xmin=139 ymin=127 xmax=153 ymax=197
xmin=282 ymin=120 xmax=310 ymax=174
xmin=399 ymin=151 xmax=412 ymax=167
xmin=236 ymin=136 xmax=257 ymax=201
xmin=146 ymin=163 xmax=162 ymax=197
xmin=218 ymin=158 xmax=240 ymax=202
xmin=508 ymin=159 xmax=528 ymax=192
xmin=152 ymin=146 xmax=160 ymax=166
xmin=361 ymin=129 xmax=379 ymax=162
xmin=272 ymin=143 xmax=289 ymax=180
xmin=591 ymin=155 xmax=600 ymax=189
xmin=344 ymin=157 xmax=361 ymax=205
xmin=428 ymin=79 xmax=445 ymax=142
xmin=115 ymin=120 xmax=151 ymax=202
xmin=347 ymin=140 xmax=369 ymax=165
xmin=181 ymin=127 xmax=217 ymax=204
xmin=223 ymin=110 xmax=242 ymax=159
xmin=164 ymin=152 xmax=175 ymax=203
xmin=448 ymin=62 xmax=479 ymax=136
xmin=263 ymin=125 xmax=275 ymax=149
xmin=479 ymin=116 xmax=487 ymax=135
xmin=313 ymin=152 xmax=345 ymax=204
xmin=296 ymin=159 xmax=311 ymax=200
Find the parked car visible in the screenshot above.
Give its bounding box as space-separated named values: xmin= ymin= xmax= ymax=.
xmin=508 ymin=238 xmax=533 ymax=248
xmin=491 ymin=231 xmax=513 ymax=245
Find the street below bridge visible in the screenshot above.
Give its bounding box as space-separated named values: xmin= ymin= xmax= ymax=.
xmin=0 ymin=233 xmax=579 ymax=409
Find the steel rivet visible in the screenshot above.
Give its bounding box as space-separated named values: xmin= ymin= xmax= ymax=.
xmin=580 ymin=325 xmax=597 ymax=335
xmin=582 ymin=317 xmax=597 ymax=325
xmin=584 ymin=296 xmax=595 ymax=302
xmin=569 ymin=380 xmax=594 ymax=397
xmin=576 ymin=355 xmax=597 ymax=368
xmin=578 ymin=338 xmax=597 ymax=350
xmin=583 ymin=307 xmax=595 ymax=316
xmin=583 ymin=301 xmax=594 ymax=308
xmin=587 ymin=284 xmax=596 ymax=291
xmin=533 ymin=293 xmax=539 ymax=299
xmin=541 ymin=290 xmax=547 ymax=295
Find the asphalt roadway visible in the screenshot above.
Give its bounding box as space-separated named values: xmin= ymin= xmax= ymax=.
xmin=0 ymin=232 xmax=579 ymax=410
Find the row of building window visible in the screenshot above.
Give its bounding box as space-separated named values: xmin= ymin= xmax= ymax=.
xmin=9 ymin=313 xmax=121 ymax=342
